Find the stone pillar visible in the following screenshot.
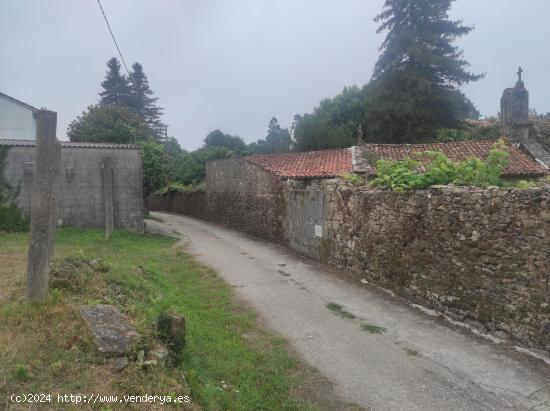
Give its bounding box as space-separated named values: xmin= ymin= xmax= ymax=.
xmin=501 ymin=67 xmax=529 ymax=143
xmin=102 ymin=158 xmax=114 ymax=239
xmin=26 ymin=110 xmax=61 ymax=301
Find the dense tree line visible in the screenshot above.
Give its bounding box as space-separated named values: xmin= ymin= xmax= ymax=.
xmin=68 ymin=0 xmax=484 ymax=193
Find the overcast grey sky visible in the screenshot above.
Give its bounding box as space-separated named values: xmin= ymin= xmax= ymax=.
xmin=2 ymin=1 xmax=549 ymax=150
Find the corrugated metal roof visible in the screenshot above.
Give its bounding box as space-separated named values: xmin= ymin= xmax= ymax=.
xmin=0 ymin=139 xmax=140 ymax=149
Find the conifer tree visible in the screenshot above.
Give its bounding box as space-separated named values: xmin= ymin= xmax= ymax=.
xmin=129 ymin=62 xmax=166 ymax=141
xmin=99 ymin=57 xmax=132 ymax=107
xmin=366 ymin=0 xmax=483 ymax=143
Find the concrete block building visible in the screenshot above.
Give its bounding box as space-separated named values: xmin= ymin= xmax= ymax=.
xmin=0 ymin=92 xmax=144 ymax=232
xmin=1 ymin=139 xmax=144 ymax=232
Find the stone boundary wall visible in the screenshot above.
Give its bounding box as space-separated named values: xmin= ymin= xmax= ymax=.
xmin=147 ymin=156 xmax=549 ymax=351
xmin=323 ymin=183 xmax=550 ymax=351
xmin=206 ymin=159 xmax=285 ymax=242
xmin=148 ymin=190 xmax=207 ymax=220
xmin=149 ymin=158 xmax=286 ymax=243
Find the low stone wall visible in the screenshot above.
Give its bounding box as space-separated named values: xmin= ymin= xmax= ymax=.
xmin=205 ymin=158 xmax=285 ymax=242
xmin=148 ymin=190 xmax=207 ymax=220
xmin=324 ymin=183 xmax=550 ymax=351
xmin=148 ymin=158 xmax=286 ymax=243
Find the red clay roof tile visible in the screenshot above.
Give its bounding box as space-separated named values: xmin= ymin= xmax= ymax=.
xmin=363 ymin=140 xmax=546 ymax=177
xmin=246 ymin=148 xmax=352 ymax=179
xmin=244 ymin=140 xmax=546 ymax=179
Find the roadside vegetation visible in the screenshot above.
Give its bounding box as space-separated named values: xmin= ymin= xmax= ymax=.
xmin=370 ymin=140 xmax=511 ymax=191
xmin=0 ymin=229 xmax=327 ymax=410
xmin=0 ymin=146 xmax=29 ymax=233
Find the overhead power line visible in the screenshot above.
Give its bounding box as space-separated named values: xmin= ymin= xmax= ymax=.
xmin=96 ymin=0 xmax=130 ymax=75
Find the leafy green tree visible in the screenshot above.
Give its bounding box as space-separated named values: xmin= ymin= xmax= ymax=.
xmin=99 ymin=57 xmax=132 ymax=107
xmin=165 ymin=137 xmax=184 ymax=157
xmin=249 ymin=117 xmax=292 ymax=154
xmin=129 ymin=62 xmax=166 ymax=141
xmin=293 ymin=114 xmax=353 ymax=152
xmin=203 ymin=129 xmax=247 ymax=152
xmin=140 ymin=139 xmax=169 ymax=197
xmin=293 ymin=86 xmax=368 ymax=151
xmin=67 ymin=104 xmax=151 ymax=144
xmin=365 ymin=0 xmax=483 ymax=143
xmin=164 ymin=137 xmax=186 ymax=181
xmin=169 ymin=127 xmax=248 ymax=187
xmin=173 ymin=146 xmax=233 ymax=185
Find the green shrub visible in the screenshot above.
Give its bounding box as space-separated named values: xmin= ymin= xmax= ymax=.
xmin=0 ymin=146 xmax=29 ymax=232
xmin=371 ymin=158 xmax=425 ymax=191
xmin=435 ymin=128 xmax=473 ymax=143
xmin=371 ymin=140 xmax=510 ymax=190
xmin=453 ymin=140 xmax=509 ymax=187
xmin=0 ymin=204 xmax=29 ymax=233
xmin=155 ymin=181 xmax=206 ymax=195
xmin=514 ymin=180 xmax=537 ymax=189
xmin=340 ymin=173 xmax=364 ymax=185
xmin=511 ymin=176 xmax=550 ymax=189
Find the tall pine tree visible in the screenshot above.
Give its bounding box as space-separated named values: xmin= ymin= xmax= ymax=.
xmin=99 ymin=57 xmax=132 ymax=107
xmin=129 ymin=63 xmax=166 ymax=141
xmin=365 ymin=0 xmax=483 ymax=143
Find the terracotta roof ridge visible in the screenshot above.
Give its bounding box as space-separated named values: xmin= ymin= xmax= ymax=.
xmin=362 ymin=139 xmax=502 ymax=148
xmin=246 ymin=147 xmax=350 ymax=159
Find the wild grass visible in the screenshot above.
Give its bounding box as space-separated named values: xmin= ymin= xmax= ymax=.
xmin=0 ymin=229 xmax=321 ymax=410
xmin=360 ymin=323 xmax=386 ymax=334
xmin=326 ymin=303 xmax=356 ymax=320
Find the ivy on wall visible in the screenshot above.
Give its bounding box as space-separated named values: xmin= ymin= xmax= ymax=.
xmin=0 ymin=146 xmax=29 ymax=232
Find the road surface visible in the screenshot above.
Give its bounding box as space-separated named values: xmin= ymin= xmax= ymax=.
xmin=148 ymin=212 xmax=550 ymax=411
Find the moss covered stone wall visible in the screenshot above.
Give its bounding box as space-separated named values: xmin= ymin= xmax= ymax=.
xmin=324 ymin=183 xmax=550 ymax=351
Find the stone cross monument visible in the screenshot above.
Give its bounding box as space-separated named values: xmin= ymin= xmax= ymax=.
xmin=500 ymin=67 xmax=529 ymax=143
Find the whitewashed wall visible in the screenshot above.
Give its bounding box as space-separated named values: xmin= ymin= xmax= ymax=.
xmin=0 ymin=96 xmax=36 ymax=140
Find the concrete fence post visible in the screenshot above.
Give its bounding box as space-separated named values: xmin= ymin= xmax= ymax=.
xmin=102 ymin=158 xmax=114 ymax=239
xmin=26 ymin=110 xmax=61 ymax=301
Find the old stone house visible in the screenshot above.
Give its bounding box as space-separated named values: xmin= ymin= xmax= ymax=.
xmin=151 ymin=139 xmax=547 ymax=253
xmin=149 ymin=74 xmax=550 ymax=351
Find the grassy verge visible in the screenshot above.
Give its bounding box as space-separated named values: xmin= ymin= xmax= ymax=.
xmin=0 ymin=229 xmax=320 ymax=410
